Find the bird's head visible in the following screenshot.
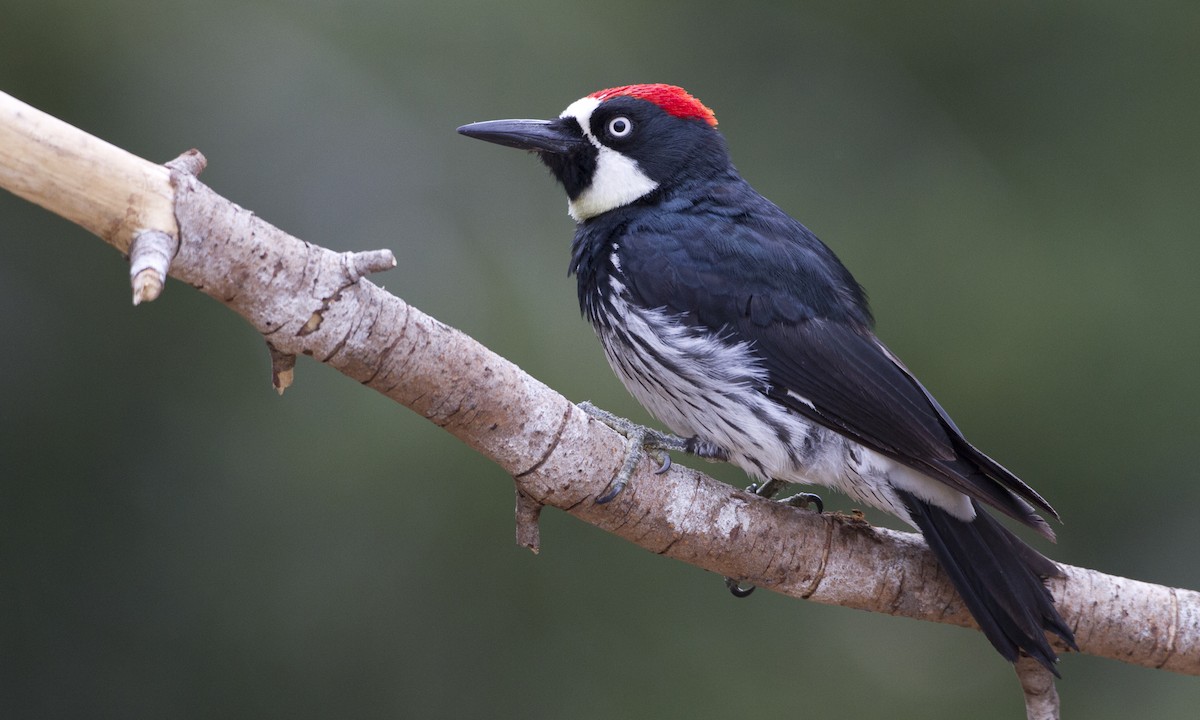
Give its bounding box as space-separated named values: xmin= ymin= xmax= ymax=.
xmin=458 ymin=84 xmax=727 ymax=222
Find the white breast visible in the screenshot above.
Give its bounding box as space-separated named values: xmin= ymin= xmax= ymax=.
xmin=590 ymin=261 xmax=975 ymax=527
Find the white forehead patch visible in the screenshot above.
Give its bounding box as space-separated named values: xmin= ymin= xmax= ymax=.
xmin=559 ymin=95 xmax=659 ymax=222
xmin=560 ymin=96 xmax=601 ymax=126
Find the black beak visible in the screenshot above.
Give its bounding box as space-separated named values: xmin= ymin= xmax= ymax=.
xmin=457 ymin=119 xmax=583 ymax=154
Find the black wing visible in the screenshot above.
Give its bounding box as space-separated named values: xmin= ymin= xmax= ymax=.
xmin=615 ymin=188 xmax=1058 ymax=533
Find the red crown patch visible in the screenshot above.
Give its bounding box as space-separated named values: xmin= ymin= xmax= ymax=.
xmin=588 ymin=84 xmax=718 ymax=127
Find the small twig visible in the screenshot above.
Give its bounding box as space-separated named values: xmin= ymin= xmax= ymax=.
xmin=126 ymin=150 xmax=206 ymax=305
xmin=128 ymin=229 xmax=179 ymax=305
xmin=267 ymin=341 xmax=297 ymax=395
xmin=514 ymin=487 xmax=543 ymax=554
xmin=1015 ymin=656 xmax=1060 ymax=720
xmin=343 ymin=249 xmax=397 ymax=281
xmin=165 ymin=148 xmax=207 ymax=178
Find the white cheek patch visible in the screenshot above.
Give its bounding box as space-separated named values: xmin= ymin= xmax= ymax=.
xmin=560 ymin=96 xmax=660 ymax=222
xmin=569 ymin=148 xmax=659 ymax=221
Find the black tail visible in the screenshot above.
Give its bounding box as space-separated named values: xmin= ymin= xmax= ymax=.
xmin=900 ymin=491 xmax=1077 ymax=675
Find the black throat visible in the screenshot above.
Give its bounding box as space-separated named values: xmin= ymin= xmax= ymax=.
xmin=537 ymin=120 xmax=597 ymax=200
xmin=568 ymin=212 xmax=626 ymax=324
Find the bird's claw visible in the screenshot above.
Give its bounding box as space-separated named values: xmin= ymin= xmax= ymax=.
xmin=580 ymin=401 xmax=692 ymax=504
xmin=747 ymin=478 xmax=785 ymax=500
xmin=781 ymin=492 xmax=824 ymax=514
xmin=595 ymin=423 xmax=646 ymax=504
xmin=594 ymin=478 xmax=626 ymax=505
xmin=724 ymin=576 xmax=756 ymax=598
xmin=746 ymin=479 xmax=823 ymax=513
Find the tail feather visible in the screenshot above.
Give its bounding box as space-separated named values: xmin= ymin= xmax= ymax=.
xmin=900 ymin=491 xmax=1077 ymax=675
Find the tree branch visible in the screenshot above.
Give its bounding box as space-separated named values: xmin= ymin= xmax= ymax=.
xmin=1015 ymin=657 xmax=1061 ymax=720
xmin=3 ymin=91 xmax=1198 ymax=714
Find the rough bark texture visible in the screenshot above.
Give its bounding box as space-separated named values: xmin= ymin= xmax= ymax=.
xmin=3 ymin=91 xmax=1199 ymax=719
xmin=1015 ymin=657 xmax=1060 ymax=720
xmin=0 ymin=93 xmax=175 ymax=251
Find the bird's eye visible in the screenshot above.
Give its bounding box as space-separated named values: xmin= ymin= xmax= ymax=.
xmin=607 ymin=116 xmax=633 ymax=138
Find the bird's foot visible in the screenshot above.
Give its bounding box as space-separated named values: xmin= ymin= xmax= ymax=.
xmin=579 ymin=402 xmax=725 ymax=504
xmin=724 ymin=480 xmax=824 ymax=598
xmin=746 ymin=478 xmax=786 ymax=500
xmin=779 ymin=492 xmax=824 ymax=513
xmin=724 ymin=576 xmax=756 ymax=598
xmin=746 ymin=480 xmax=823 ymax=512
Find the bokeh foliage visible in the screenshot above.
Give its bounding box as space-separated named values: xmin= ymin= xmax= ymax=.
xmin=2 ymin=1 xmax=1198 ymax=717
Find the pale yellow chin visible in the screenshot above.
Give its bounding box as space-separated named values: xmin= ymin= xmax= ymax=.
xmin=567 ymin=147 xmax=659 ymax=222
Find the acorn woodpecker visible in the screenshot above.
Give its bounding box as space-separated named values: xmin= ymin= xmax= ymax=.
xmin=458 ymin=84 xmax=1076 ymax=673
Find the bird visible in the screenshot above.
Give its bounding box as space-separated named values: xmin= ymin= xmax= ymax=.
xmin=457 ymin=83 xmax=1076 ymax=674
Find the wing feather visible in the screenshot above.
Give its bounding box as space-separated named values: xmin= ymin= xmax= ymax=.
xmin=614 ymin=193 xmax=1058 ymax=529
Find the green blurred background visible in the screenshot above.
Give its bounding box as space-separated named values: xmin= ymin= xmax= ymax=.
xmin=2 ymin=0 xmax=1198 ymax=717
